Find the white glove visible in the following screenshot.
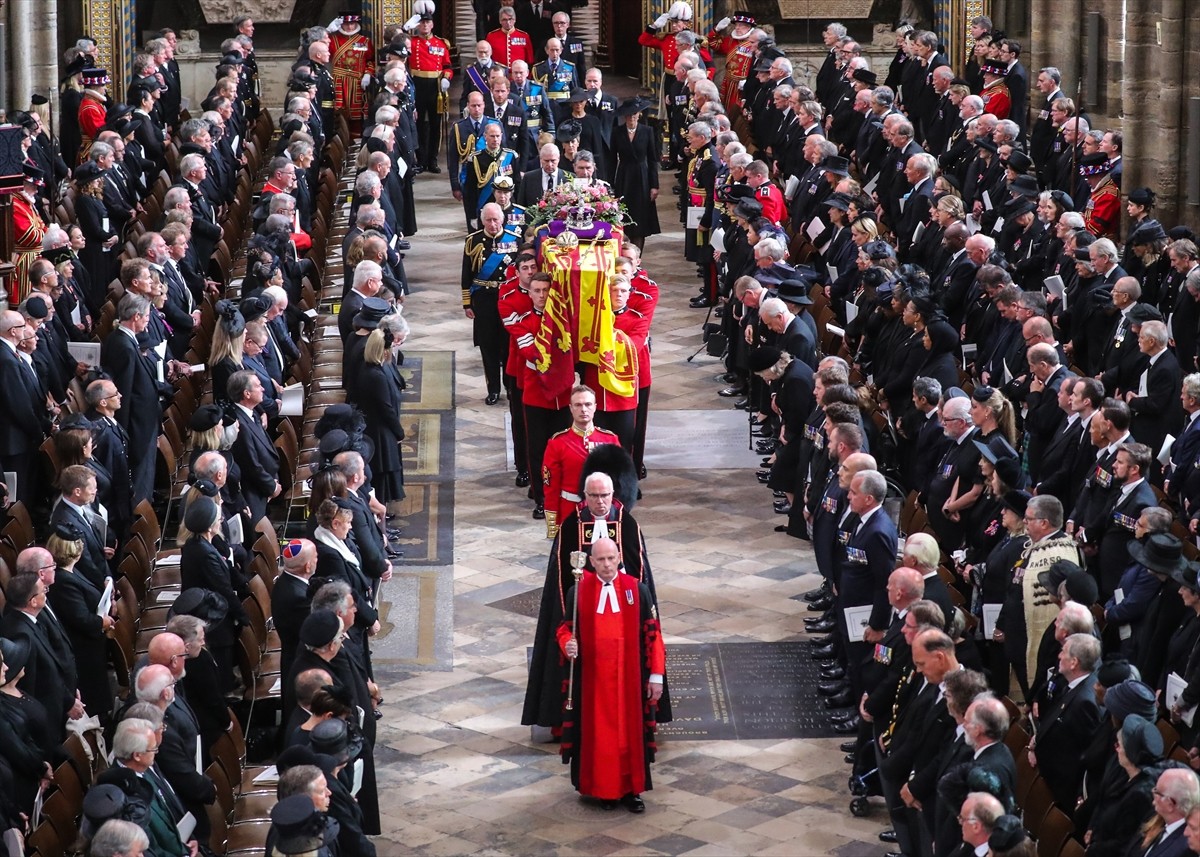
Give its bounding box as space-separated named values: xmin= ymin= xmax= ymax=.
xmin=404 ymin=14 xmax=421 ymax=31
xmin=652 ymin=13 xmax=669 ymax=28
xmin=328 ymin=16 xmax=343 ymax=31
xmin=440 ymin=77 xmax=450 ymax=92
xmin=361 ymin=73 xmax=372 ymax=89
xmin=716 ymin=17 xmax=731 ymax=30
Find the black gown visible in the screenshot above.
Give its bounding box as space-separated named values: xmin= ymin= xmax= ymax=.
xmin=612 ymin=123 xmax=661 ymax=241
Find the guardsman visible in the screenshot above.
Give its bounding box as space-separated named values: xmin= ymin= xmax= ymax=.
xmin=1080 ymin=152 xmax=1120 ymax=240
xmin=77 ymin=68 xmax=110 ymax=164
xmin=533 ymin=38 xmax=577 ymax=114
xmin=11 ymin=164 xmax=47 ymax=305
xmin=307 ymin=40 xmax=337 ymax=140
xmin=707 ymin=13 xmax=757 ymax=108
xmin=405 ymin=0 xmax=454 ymax=173
xmin=449 ymin=91 xmax=499 ymax=227
xmin=462 ymin=203 xmax=518 ymax=405
xmin=329 ymin=13 xmax=374 ymax=137
xmin=510 ymin=59 xmax=554 ymax=170
xmin=487 ymin=6 xmax=534 ymax=69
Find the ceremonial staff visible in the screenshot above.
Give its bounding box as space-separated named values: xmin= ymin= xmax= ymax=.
xmin=565 ymin=549 xmax=587 ymax=710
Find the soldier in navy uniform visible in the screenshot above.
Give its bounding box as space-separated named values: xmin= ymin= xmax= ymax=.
xmin=484 ymin=74 xmax=531 ymax=167
xmin=533 ymin=38 xmax=577 ymax=118
xmin=448 ymin=92 xmax=498 ymax=228
xmin=462 ymin=122 xmax=521 ymax=229
xmin=307 ymin=41 xmax=337 ymax=140
xmin=462 ymin=203 xmax=519 ymax=405
xmin=548 ymin=12 xmax=586 ymax=83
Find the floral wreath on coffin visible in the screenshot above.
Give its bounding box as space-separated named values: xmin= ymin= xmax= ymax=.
xmin=525 ymin=179 xmax=634 ymax=231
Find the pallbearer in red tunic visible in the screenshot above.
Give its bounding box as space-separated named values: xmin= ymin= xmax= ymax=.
xmin=329 ymin=14 xmax=375 ymax=137
xmin=558 ymin=538 xmax=665 ymax=811
xmin=542 ymin=385 xmax=619 ymax=538
xmin=11 ymin=165 xmax=47 ymax=305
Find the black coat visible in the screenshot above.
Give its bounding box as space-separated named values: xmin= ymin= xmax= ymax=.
xmin=353 ymin=362 xmax=405 ymax=488
xmin=611 ymin=124 xmax=660 ymax=239
xmin=230 ymin=407 xmax=280 ymax=523
xmin=1033 ymin=673 xmax=1101 ymax=809
xmin=158 ymin=696 xmax=216 ymax=837
xmin=180 ymin=537 xmax=248 ymax=647
xmin=46 ymin=567 xmax=110 ymax=715
xmin=100 ymin=326 xmax=166 ymax=463
xmin=49 ymin=500 xmax=109 ymax=589
xmin=271 ymin=572 xmax=312 ymax=681
xmin=0 ymin=610 xmax=75 ymax=740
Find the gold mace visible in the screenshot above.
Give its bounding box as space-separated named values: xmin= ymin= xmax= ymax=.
xmin=565 ymin=550 xmax=587 ymax=711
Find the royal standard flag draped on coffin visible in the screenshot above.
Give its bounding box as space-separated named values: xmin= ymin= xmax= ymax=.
xmin=534 ymin=238 xmax=638 ymax=401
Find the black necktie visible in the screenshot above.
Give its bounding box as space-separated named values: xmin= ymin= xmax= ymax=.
xmin=472 ymin=120 xmax=480 ymax=136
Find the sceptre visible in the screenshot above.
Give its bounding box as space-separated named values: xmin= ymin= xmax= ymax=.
xmin=565 ymin=550 xmax=587 ymax=711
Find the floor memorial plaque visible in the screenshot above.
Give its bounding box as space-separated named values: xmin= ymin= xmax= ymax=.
xmin=658 ymin=642 xmax=840 ymax=740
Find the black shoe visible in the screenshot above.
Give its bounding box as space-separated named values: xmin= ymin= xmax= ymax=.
xmin=804 ymin=615 xmax=832 ymax=629
xmin=774 ymin=501 xmax=791 ymax=515
xmin=386 ymin=527 xmax=402 ymax=537
xmin=756 ymin=442 xmax=776 ymax=454
xmin=532 ymin=504 xmax=545 ymax=519
xmin=808 ymin=595 xmax=834 ymax=612
xmin=721 ymin=372 xmax=739 ymax=383
xmin=839 ymin=740 xmax=858 ymax=753
xmin=756 ymin=468 xmax=771 ymax=479
xmin=373 ymin=708 xmax=383 ymax=720
xmin=821 ymin=666 xmax=846 ymax=681
xmin=803 ymin=583 xmax=830 ymax=601
xmin=638 ymin=465 xmax=647 ymax=480
xmin=879 ymin=830 xmax=898 ymax=844
xmin=828 ymin=709 xmax=857 ymax=723
xmin=396 ymin=239 xmax=412 ymax=251
xmin=884 ymin=852 xmax=905 ymax=857
xmin=761 ymin=457 xmax=774 ymax=466
xmin=825 ymin=690 xmax=855 ymax=708
xmin=426 ymin=164 xmax=442 ymax=174
xmin=772 ymin=490 xmax=786 ymax=498
xmin=810 ymin=645 xmax=836 ymax=660
xmin=412 ymin=165 xmax=425 ymax=175
xmin=689 ymin=296 xmax=712 ymax=308
xmin=818 ymin=680 xmax=849 ymax=696
xmin=621 ymin=794 xmax=645 ymax=813
xmin=599 ymin=799 xmax=619 ymax=810
xmin=833 ymin=715 xmax=861 ymax=733
xmin=807 ymin=619 xmax=836 ymax=634
xmin=485 ymin=393 xmax=500 ymax=405
xmin=515 ymin=471 xmax=531 ymax=488
xmin=718 ymin=385 xmax=746 ymax=397
xmin=774 ymin=524 xmax=788 ymax=532
xmin=844 ymin=752 xmax=856 ymax=763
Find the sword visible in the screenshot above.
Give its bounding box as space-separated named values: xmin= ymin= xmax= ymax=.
xmin=564 ymin=549 xmax=587 ymax=711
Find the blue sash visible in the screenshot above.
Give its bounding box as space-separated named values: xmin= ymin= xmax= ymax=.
xmin=466 ymin=64 xmax=490 ymax=97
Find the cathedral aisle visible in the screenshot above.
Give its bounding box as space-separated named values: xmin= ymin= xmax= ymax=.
xmin=366 ymin=145 xmax=884 ymax=857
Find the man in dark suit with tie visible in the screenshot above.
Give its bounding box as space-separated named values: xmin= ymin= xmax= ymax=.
xmin=1094 ymin=443 xmax=1157 ymax=599
xmin=838 ymin=470 xmax=900 ymax=703
xmin=515 ymin=143 xmax=569 ymax=208
xmin=173 ymin=152 xmax=222 ymax=265
xmin=880 ymin=628 xmax=961 ymax=857
xmin=102 ymin=292 xmax=170 ymax=505
xmin=1028 ymin=632 xmax=1101 ymax=812
xmin=84 ymin=377 xmax=134 ymax=538
xmin=944 ymin=792 xmax=1006 ymax=857
xmin=273 ymin=539 xmax=318 ymax=681
xmin=0 ymin=310 xmax=49 ymax=504
xmin=895 ymin=153 xmax=936 ymax=261
xmin=1 ymin=574 xmax=81 ymax=742
xmin=484 ymin=74 xmax=530 ymax=166
xmin=50 ymin=465 xmax=113 ymax=588
xmin=1037 ymin=376 xmax=1102 ymax=510
xmin=228 ymin=370 xmax=281 ymax=524
xmin=1126 ymin=319 xmax=1184 ymax=463
xmin=1139 ymin=768 xmax=1200 ymax=857
xmin=1022 ymin=345 xmax=1073 ymax=483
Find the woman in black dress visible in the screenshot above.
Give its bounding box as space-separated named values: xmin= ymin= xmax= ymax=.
xmin=180 ymin=496 xmax=249 ymax=691
xmin=209 ymin=300 xmax=247 ymax=406
xmin=73 ymin=161 xmax=119 ymax=289
xmin=351 ymin=326 xmax=407 ymax=504
xmin=612 ymin=97 xmax=660 ymax=249
xmin=563 ymin=89 xmax=610 ymax=180
xmin=0 ymin=638 xmax=56 ymax=820
xmin=46 ymin=523 xmax=115 ymax=723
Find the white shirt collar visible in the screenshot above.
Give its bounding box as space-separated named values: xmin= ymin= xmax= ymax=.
xmin=596 ymin=577 xmax=620 ymax=613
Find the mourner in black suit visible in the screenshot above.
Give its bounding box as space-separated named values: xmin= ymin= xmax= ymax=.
xmin=180 ymin=497 xmax=249 ymax=688
xmin=272 ymin=540 xmax=317 ymax=683
xmin=1029 ymin=633 xmax=1101 ymax=812
xmin=46 ymin=531 xmax=115 ymax=721
xmin=227 ymin=371 xmax=281 ymax=524
xmin=1126 ymin=325 xmax=1184 ymax=464
xmin=1 ymin=574 xmax=78 ymax=742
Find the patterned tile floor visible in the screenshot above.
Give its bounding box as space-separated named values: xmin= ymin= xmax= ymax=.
xmin=367 ymin=86 xmax=887 ymax=856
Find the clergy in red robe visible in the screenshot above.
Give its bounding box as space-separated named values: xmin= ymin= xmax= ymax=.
xmin=557 ymin=538 xmax=665 ymax=811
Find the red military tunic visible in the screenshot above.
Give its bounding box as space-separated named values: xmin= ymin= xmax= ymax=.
xmin=329 ymin=28 xmax=375 ymax=134
xmin=410 ymin=34 xmax=454 ymax=81
xmin=11 ymin=191 xmax=45 ymax=304
xmin=755 ymin=182 xmax=787 ymax=226
xmin=1085 ymin=175 xmax=1120 ymax=240
xmin=557 ymin=570 xmax=666 ymax=800
xmin=708 ymin=30 xmax=756 ymax=107
xmin=981 ymin=80 xmax=1011 ymax=120
xmin=77 ymin=93 xmax=107 ymax=164
xmin=486 ymin=27 xmax=534 ymax=69
xmin=628 ymin=272 xmax=659 ymax=391
xmin=542 ymin=424 xmax=620 ymax=538
xmin=499 ymin=278 xmax=534 ymax=384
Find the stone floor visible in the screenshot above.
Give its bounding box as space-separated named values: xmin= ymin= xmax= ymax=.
xmin=365 ymin=84 xmax=887 ymax=856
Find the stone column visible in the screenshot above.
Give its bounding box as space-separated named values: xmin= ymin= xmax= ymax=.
xmin=30 ymin=0 xmax=58 ymax=104
xmin=8 ymin=0 xmax=32 ymax=111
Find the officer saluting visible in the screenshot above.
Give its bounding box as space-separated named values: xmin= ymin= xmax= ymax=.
xmin=404 ymin=0 xmax=454 ymax=173
xmin=462 ymin=203 xmax=518 ymax=406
